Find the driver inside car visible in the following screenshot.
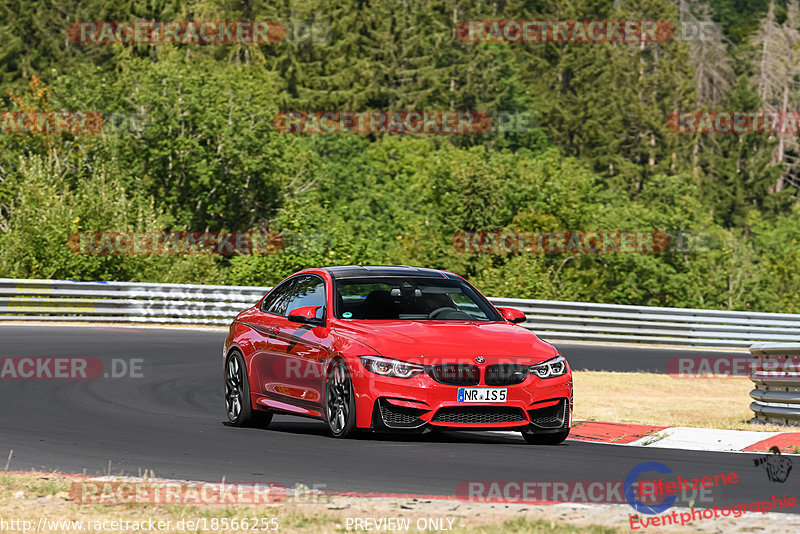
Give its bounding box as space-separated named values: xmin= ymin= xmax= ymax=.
xmin=422 ymin=291 xmax=456 ymax=314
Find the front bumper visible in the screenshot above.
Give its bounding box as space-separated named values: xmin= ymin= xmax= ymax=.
xmin=351 ymin=362 xmax=573 ymax=432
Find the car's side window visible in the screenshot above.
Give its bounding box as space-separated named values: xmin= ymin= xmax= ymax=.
xmin=283 ymin=275 xmax=326 ymax=320
xmin=261 ymin=278 xmax=297 ymax=316
xmin=261 ymin=275 xmax=326 ymax=319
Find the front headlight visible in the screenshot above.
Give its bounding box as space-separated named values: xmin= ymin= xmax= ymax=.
xmin=360 ymin=356 xmax=425 ymax=379
xmin=529 ymin=355 xmax=567 ymax=379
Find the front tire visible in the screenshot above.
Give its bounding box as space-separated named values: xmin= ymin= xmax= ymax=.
xmin=225 ymin=351 xmax=272 ymax=427
xmin=325 ymin=359 xmax=357 ymax=438
xmin=521 ymin=429 xmax=570 ymax=445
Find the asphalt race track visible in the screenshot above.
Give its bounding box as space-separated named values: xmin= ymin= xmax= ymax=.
xmin=0 ymin=324 xmax=794 ymax=512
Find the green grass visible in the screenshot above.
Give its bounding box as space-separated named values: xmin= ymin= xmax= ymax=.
xmin=0 ymin=472 xmax=70 ymax=496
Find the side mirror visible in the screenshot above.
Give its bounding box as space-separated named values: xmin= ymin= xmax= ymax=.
xmin=288 ymin=305 xmax=324 ymax=326
xmin=497 ymin=307 xmax=526 ymax=324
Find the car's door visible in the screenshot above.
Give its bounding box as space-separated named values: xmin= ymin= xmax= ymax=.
xmin=255 ymin=274 xmax=330 ymax=414
xmin=246 ymin=277 xmax=296 ymax=398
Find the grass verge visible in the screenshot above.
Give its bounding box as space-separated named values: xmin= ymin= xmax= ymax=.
xmin=0 ymin=472 xmax=630 ymax=534
xmin=572 ymin=371 xmax=790 ymax=432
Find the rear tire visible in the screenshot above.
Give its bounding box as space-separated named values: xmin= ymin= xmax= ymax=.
xmin=521 ymin=429 xmax=570 ymax=445
xmin=325 ymin=359 xmax=357 ymax=438
xmin=226 ymin=351 xmax=272 ymax=427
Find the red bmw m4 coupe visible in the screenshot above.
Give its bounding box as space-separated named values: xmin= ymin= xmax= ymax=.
xmin=224 ymin=266 xmax=573 ymax=443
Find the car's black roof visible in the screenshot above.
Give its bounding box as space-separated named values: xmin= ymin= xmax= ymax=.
xmin=322 ymin=265 xmax=459 ymax=280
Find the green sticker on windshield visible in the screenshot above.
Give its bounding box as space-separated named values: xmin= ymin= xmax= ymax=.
xmin=342 ymin=312 xmax=353 ymax=318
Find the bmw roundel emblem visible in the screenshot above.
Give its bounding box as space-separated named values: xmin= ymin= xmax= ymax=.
xmin=475 ymin=356 xmax=485 ymax=364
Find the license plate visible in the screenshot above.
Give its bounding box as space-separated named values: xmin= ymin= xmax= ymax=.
xmin=457 ymin=387 xmax=507 ymax=403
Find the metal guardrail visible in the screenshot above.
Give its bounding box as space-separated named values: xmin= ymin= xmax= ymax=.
xmin=749 ymin=343 xmax=800 ymax=426
xmin=0 ymin=278 xmax=270 ymax=326
xmin=2 ymin=278 xmax=800 ymax=347
xmin=489 ymin=297 xmax=800 ymax=347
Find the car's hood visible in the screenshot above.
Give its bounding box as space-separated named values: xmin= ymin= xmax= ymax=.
xmin=332 ymin=320 xmax=558 ymax=364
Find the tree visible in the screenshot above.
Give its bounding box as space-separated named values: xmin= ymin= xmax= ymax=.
xmin=678 ymin=0 xmax=735 ymax=107
xmin=750 ymin=0 xmax=800 ymax=193
xmin=83 ymin=48 xmax=315 ymax=232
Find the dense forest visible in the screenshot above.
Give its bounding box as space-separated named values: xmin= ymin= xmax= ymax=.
xmin=1 ymin=0 xmax=800 ymax=312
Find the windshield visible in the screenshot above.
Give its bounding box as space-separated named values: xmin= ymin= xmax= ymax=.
xmin=334 ymin=277 xmax=501 ymax=321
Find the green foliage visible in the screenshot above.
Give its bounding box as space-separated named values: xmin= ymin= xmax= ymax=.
xmin=0 ymin=0 xmax=799 ymax=314
xmin=87 ymin=49 xmax=311 ymax=232
xmin=0 ymin=155 xmax=224 ymax=283
xmin=709 ymin=0 xmax=774 ymax=43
